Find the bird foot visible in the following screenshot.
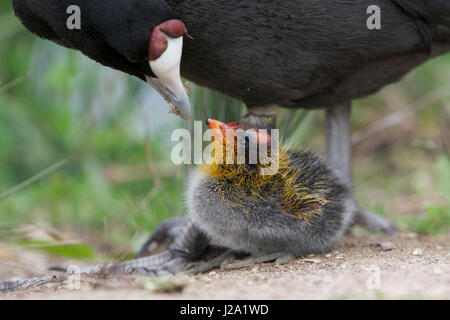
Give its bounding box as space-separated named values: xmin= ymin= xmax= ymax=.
xmin=115 ymin=245 xmax=232 ymax=276
xmin=137 ymin=218 xmax=299 ymax=274
xmin=356 ymin=209 xmax=398 ymax=235
xmin=184 ymin=251 xmax=295 ymax=274
xmin=126 ymin=255 xmax=191 ymax=276
xmin=53 ymin=247 xmax=199 ymax=276
xmin=184 ymin=250 xmax=234 ymax=274
xmin=222 ymin=252 xmax=295 ymax=270
xmin=0 ymin=274 xmax=64 ymax=293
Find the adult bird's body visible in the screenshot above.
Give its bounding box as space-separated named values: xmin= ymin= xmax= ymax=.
xmin=14 ymin=0 xmax=449 ymax=111
xmin=172 ymin=0 xmax=449 ymax=110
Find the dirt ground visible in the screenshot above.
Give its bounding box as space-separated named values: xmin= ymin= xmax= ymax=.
xmin=0 ymin=233 xmax=449 ymax=300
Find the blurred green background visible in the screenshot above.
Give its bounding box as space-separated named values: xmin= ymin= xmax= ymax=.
xmin=0 ymin=2 xmax=449 ymax=260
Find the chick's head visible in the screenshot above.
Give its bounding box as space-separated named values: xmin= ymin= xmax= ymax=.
xmin=202 ymin=119 xmax=285 ymax=188
xmin=205 ymin=118 xmax=275 ymax=165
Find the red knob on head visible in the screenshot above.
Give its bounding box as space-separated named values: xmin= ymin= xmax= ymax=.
xmin=159 ymin=19 xmax=186 ymax=38
xmin=148 ymin=19 xmax=186 ymax=61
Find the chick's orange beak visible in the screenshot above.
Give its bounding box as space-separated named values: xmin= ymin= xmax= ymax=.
xmin=206 ymin=118 xmax=223 ymax=130
xmin=206 ymin=118 xmax=234 ymax=137
xmin=206 ymin=118 xmax=240 ymax=130
xmin=208 ymin=119 xmax=240 ymax=150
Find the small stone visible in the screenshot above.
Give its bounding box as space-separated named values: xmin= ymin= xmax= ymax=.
xmin=323 ymin=263 xmax=335 ymax=267
xmin=403 ymin=232 xmax=418 ymax=239
xmin=412 ymin=248 xmax=423 ymax=256
xmin=138 ymin=275 xmax=188 ymax=293
xmin=325 ymin=254 xmax=332 ymax=258
xmin=433 ymin=268 xmax=442 ymax=275
xmin=374 ymin=241 xmax=396 ymax=251
xmin=303 ymin=258 xmax=321 ymax=264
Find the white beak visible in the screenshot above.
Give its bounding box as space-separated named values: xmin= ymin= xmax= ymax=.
xmin=147 ymin=36 xmax=190 ymax=120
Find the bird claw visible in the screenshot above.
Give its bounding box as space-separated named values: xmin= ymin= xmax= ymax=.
xmin=357 ymin=209 xmax=398 ymax=235
xmin=127 ymin=266 xmax=171 ymax=276
xmin=275 ymin=253 xmax=296 ymax=265
xmin=184 ymin=249 xmax=237 ymax=274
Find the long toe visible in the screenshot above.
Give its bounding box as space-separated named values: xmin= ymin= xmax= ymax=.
xmin=136 ymin=217 xmax=189 ymax=257
xmin=223 ymin=252 xmax=294 ymax=270
xmin=185 ymin=249 xmax=238 ymax=274
xmin=357 ymin=209 xmax=398 ymax=235
xmin=0 ymin=274 xmax=62 ymax=293
xmin=128 ymin=258 xmax=187 ymax=276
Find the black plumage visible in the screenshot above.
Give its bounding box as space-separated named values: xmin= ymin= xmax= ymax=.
xmin=13 ymin=0 xmax=174 ymax=80
xmin=13 ymin=0 xmax=449 ymax=109
xmin=169 ymin=0 xmax=450 ymax=109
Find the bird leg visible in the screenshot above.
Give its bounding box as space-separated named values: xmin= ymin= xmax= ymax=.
xmin=185 ymin=250 xmax=295 ymax=273
xmin=0 ymin=274 xmax=65 ymax=293
xmin=135 ymin=216 xmax=188 ymax=257
xmin=326 ymin=102 xmax=397 ymax=234
xmin=115 ymin=218 xmax=211 ymax=276
xmin=241 ymin=104 xmax=279 ymax=130
xmin=50 ymin=218 xmax=211 ymax=277
xmin=184 ymin=248 xmax=241 ymax=274
xmin=129 ymin=243 xmax=231 ymax=276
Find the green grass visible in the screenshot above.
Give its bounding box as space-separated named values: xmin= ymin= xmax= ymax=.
xmin=405 ymin=205 xmax=450 ymax=235
xmin=405 ymin=155 xmax=450 ymax=235
xmin=22 ymin=241 xmax=97 ymax=260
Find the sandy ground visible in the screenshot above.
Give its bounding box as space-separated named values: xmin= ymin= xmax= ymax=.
xmin=0 ymin=233 xmax=449 ymax=300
